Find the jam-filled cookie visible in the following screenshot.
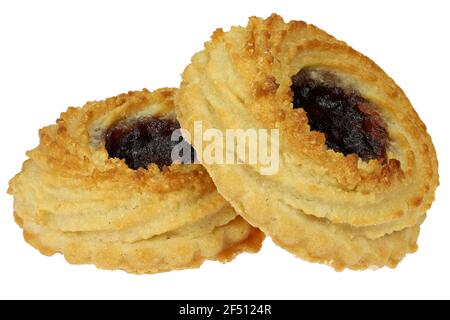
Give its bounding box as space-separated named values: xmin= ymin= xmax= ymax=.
xmin=8 ymin=88 xmax=264 ymax=274
xmin=176 ymin=15 xmax=439 ymax=270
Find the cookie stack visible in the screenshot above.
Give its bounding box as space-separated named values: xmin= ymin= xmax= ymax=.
xmin=9 ymin=14 xmax=438 ymax=273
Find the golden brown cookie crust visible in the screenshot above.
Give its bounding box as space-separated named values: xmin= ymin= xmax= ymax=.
xmin=18 ymin=213 xmax=263 ymax=274
xmin=8 ymin=88 xmax=264 ymax=274
xmin=176 ymin=14 xmax=439 ymax=270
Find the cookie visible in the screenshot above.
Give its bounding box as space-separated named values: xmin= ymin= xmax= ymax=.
xmin=176 ymin=14 xmax=439 ymax=270
xmin=8 ymin=88 xmax=264 ymax=274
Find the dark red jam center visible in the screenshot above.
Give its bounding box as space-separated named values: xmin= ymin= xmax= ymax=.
xmin=291 ymin=68 xmax=387 ymax=160
xmin=105 ymin=117 xmax=194 ymax=170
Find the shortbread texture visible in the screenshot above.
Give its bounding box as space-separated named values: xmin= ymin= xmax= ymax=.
xmin=8 ymin=88 xmax=264 ymax=274
xmin=176 ymin=14 xmax=439 ymax=270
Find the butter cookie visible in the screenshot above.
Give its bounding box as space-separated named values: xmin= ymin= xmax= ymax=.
xmin=9 ymin=88 xmax=264 ymax=274
xmin=176 ymin=15 xmax=439 ymax=270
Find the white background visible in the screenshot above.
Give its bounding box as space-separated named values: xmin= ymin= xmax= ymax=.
xmin=0 ymin=0 xmax=449 ymax=300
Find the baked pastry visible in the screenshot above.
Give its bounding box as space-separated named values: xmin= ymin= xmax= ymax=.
xmin=176 ymin=14 xmax=439 ymax=270
xmin=8 ymin=88 xmax=264 ymax=274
